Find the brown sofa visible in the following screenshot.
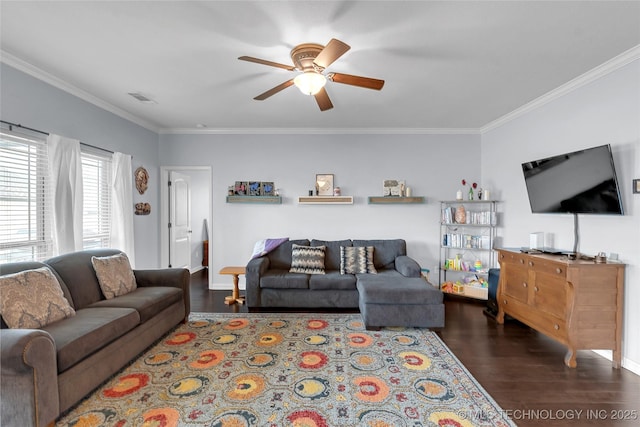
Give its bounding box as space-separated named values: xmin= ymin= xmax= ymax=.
xmin=0 ymin=249 xmax=190 ymax=427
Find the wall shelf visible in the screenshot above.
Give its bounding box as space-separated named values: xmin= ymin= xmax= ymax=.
xmin=368 ymin=196 xmax=425 ymax=204
xmin=298 ymin=196 xmax=354 ymax=205
xmin=226 ymin=195 xmax=282 ymax=204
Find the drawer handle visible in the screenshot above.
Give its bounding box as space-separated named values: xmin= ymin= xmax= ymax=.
xmin=522 ymin=282 xmax=528 ymax=288
xmin=528 ymin=261 xmax=534 ymax=267
xmin=554 ymin=324 xmax=560 ymax=330
xmin=503 ymin=300 xmax=508 ymax=305
xmin=556 ymin=268 xmax=562 ymax=274
xmin=534 ymin=286 xmax=539 ymax=292
xmin=519 ymin=259 xmax=524 ymax=264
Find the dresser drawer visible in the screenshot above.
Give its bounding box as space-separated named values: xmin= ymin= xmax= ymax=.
xmin=525 ymin=257 xmax=567 ymax=279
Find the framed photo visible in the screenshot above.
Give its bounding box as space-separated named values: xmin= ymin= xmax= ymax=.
xmin=316 ymin=174 xmax=334 ymax=196
xmin=248 ymin=181 xmax=261 ymax=196
xmin=261 ymin=181 xmax=275 ymax=196
xmin=383 ymin=179 xmax=404 ymax=197
xmin=634 ymin=179 xmax=640 ymax=194
xmin=234 ymin=181 xmax=248 ymax=195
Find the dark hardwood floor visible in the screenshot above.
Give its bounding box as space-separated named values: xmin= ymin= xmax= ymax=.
xmin=190 ymin=269 xmax=640 ymax=427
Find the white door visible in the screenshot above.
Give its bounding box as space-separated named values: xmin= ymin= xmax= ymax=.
xmin=169 ymin=171 xmax=191 ymax=269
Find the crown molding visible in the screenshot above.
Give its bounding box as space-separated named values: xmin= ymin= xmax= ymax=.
xmin=0 ymin=50 xmax=160 ymax=133
xmin=481 ymin=44 xmax=640 ymax=134
xmin=158 ymin=127 xmax=481 ymax=135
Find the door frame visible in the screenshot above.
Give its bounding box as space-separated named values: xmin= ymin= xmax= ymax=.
xmin=160 ymin=166 xmax=212 ymax=274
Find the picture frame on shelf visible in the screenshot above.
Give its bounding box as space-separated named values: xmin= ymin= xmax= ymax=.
xmin=261 ymin=181 xmax=275 ymax=196
xmin=316 ymin=174 xmax=334 ymax=196
xmin=248 ymin=181 xmax=261 ymax=196
xmin=383 ymin=179 xmax=404 ymax=197
xmin=234 ymin=181 xmax=248 ymax=195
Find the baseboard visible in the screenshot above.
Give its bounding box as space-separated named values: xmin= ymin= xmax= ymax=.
xmin=208 ymin=283 xmax=246 ymax=291
xmin=592 ymin=350 xmax=640 ymax=376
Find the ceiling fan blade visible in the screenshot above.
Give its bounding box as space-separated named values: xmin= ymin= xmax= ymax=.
xmin=253 ymin=80 xmax=295 ymax=100
xmin=314 ymin=88 xmax=333 ymax=111
xmin=328 ymin=72 xmax=385 ymax=90
xmin=313 ymin=38 xmax=350 ymax=69
xmin=238 ymin=56 xmax=295 ymax=71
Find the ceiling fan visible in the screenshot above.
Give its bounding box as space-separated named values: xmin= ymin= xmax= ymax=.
xmin=238 ymin=38 xmax=384 ymax=111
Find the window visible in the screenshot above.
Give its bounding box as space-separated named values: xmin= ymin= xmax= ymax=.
xmin=0 ymin=128 xmax=53 ymax=262
xmin=0 ymin=126 xmax=114 ymax=262
xmin=81 ymin=147 xmax=112 ymax=250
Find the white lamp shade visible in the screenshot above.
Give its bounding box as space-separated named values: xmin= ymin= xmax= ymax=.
xmin=293 ymin=72 xmax=327 ymax=95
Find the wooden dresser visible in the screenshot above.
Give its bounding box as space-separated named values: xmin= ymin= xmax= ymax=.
xmin=496 ymin=248 xmax=625 ymax=368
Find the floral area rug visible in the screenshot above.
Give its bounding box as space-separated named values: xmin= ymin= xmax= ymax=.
xmin=56 ymin=313 xmax=516 ymax=427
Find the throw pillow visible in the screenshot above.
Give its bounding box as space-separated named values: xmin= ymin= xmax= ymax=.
xmin=340 ymin=246 xmax=378 ymax=274
xmin=91 ymin=253 xmax=137 ymax=299
xmin=289 ymin=244 xmax=326 ymax=274
xmin=0 ymin=267 xmax=75 ymax=328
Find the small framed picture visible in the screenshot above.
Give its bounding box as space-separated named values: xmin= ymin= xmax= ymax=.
xmin=633 ymin=179 xmax=640 ymax=194
xmin=234 ymin=181 xmax=247 ymax=195
xmin=261 ymin=181 xmax=275 ymax=196
xmin=248 ymin=181 xmax=261 ymax=196
xmin=316 ymin=174 xmax=334 ymax=196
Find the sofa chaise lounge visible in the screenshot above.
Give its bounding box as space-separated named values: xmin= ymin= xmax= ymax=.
xmin=0 ymin=249 xmax=190 ymax=427
xmin=246 ymin=239 xmax=444 ymax=329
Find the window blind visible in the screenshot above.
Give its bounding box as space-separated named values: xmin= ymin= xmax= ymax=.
xmin=0 ymin=129 xmax=54 ymax=262
xmin=81 ymin=146 xmax=112 ymax=250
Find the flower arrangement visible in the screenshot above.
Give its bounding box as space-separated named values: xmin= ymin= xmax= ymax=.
xmin=461 ymin=179 xmax=477 ymax=200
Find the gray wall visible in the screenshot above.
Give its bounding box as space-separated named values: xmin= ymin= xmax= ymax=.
xmin=158 ymin=133 xmax=482 ymax=287
xmin=1 ymin=63 xmax=160 ymax=268
xmin=481 ymin=59 xmax=640 ymax=371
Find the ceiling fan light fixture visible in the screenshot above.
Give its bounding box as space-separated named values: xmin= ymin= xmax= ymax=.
xmin=293 ymin=72 xmax=326 ymax=96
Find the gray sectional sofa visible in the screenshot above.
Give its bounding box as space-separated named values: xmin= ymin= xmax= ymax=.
xmin=246 ymin=239 xmax=444 ymax=329
xmin=0 ymin=249 xmax=190 ymax=427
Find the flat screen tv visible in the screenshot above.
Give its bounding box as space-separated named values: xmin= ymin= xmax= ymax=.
xmin=521 ymin=144 xmax=624 ymax=215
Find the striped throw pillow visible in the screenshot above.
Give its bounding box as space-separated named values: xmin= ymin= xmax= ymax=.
xmin=289 ymin=244 xmax=326 ymax=274
xmin=340 ymin=246 xmax=377 ymax=274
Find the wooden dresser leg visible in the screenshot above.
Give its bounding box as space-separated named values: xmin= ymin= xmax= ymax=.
xmin=564 ymin=348 xmax=577 ymax=368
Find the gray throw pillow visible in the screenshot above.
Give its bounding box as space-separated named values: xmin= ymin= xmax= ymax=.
xmin=91 ymin=253 xmax=137 ymax=299
xmin=0 ymin=267 xmax=75 ymax=328
xmin=289 ymin=244 xmax=326 ymax=274
xmin=340 ymin=246 xmax=378 ymax=274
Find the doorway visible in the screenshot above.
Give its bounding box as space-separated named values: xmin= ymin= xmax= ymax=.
xmin=160 ymin=166 xmax=212 ymax=275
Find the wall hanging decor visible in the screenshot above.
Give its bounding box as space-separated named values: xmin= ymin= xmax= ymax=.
xmin=135 ymin=202 xmax=151 ymax=215
xmin=135 ymin=166 xmax=149 ymax=195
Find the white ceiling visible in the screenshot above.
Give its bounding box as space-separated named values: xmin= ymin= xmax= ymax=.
xmin=1 ymin=1 xmax=639 ymax=133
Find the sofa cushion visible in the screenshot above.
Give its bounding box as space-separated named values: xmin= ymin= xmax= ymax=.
xmin=267 ymin=239 xmax=310 ymax=270
xmin=88 ymin=286 xmax=183 ymax=323
xmin=353 ymin=239 xmax=407 ymax=270
xmin=0 ymin=267 xmax=76 ymax=328
xmin=41 ymin=307 xmax=140 ymax=373
xmin=340 ymin=246 xmax=377 ymax=274
xmin=45 ymin=249 xmax=123 ymax=309
xmin=289 ymin=244 xmax=326 ymax=275
xmin=311 ymin=239 xmax=352 ymax=271
xmin=309 ymin=271 xmax=357 ymax=290
xmin=260 ymin=270 xmax=309 ymax=289
xmin=91 ymin=253 xmax=137 ymax=299
xmin=357 ymin=277 xmax=443 ymax=305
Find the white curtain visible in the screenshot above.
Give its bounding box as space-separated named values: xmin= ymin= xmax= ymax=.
xmin=47 ymin=134 xmax=83 ymax=255
xmin=111 ymin=152 xmax=135 ymax=266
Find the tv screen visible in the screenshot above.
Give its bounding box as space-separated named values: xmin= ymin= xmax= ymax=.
xmin=521 ymin=144 xmax=623 ymax=215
